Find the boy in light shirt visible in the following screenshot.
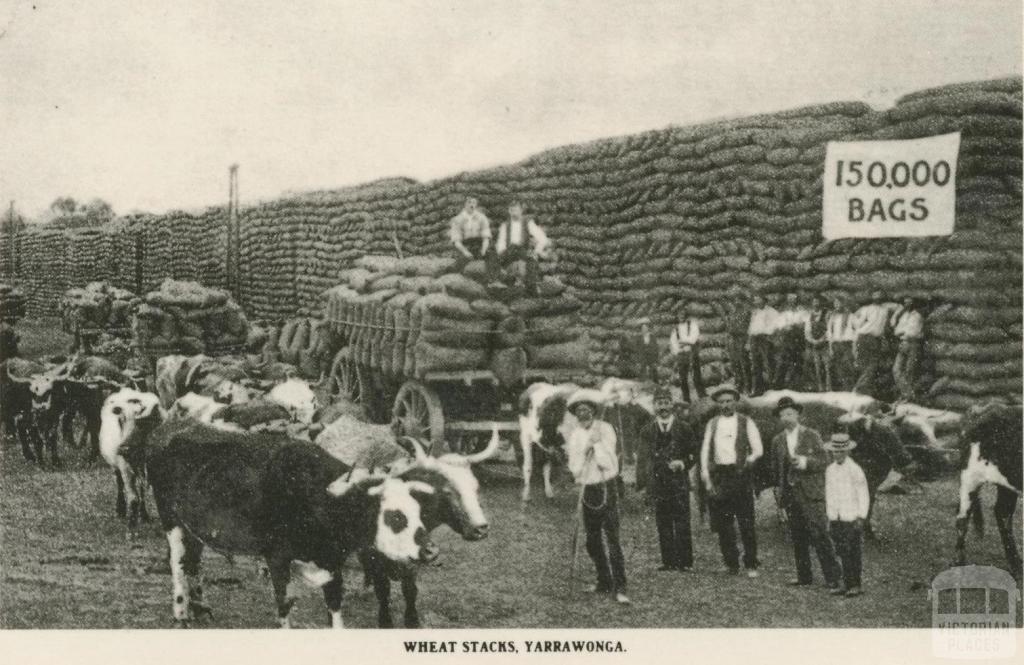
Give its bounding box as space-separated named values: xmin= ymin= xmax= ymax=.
xmin=824 ymin=431 xmax=870 ymax=598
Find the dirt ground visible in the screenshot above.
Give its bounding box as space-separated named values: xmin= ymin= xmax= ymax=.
xmin=1 ymin=437 xmax=1019 ymax=629
xmin=1 ymin=318 xmax=1019 ymax=628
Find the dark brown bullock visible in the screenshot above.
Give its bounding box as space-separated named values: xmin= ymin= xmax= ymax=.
xmin=955 ymin=404 xmax=1022 ymax=580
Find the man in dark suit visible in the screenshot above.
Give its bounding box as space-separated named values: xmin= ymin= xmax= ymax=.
xmin=772 ymin=396 xmax=841 ymax=589
xmin=618 ymin=317 xmax=659 ymax=382
xmin=636 ymin=387 xmax=698 ymax=571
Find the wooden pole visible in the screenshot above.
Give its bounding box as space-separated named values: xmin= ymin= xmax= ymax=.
xmin=227 ymin=164 xmax=239 ymax=297
xmin=7 ymin=201 xmax=15 ymax=285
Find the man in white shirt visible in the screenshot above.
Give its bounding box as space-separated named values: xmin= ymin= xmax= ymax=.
xmin=449 ymin=197 xmax=492 ymax=268
xmin=700 ymin=386 xmax=763 ymax=577
xmin=826 ymin=295 xmax=857 ymax=391
xmin=669 ymin=305 xmax=705 ymax=403
xmin=747 ymin=294 xmax=778 ymax=396
xmin=770 ymin=397 xmax=840 ymax=589
xmin=890 ymin=296 xmax=925 ymax=402
xmin=566 ymin=389 xmax=630 ymax=605
xmin=824 ymin=431 xmax=870 ymax=597
xmin=495 ymin=202 xmax=551 ymax=294
xmin=852 ymin=291 xmax=897 ymax=397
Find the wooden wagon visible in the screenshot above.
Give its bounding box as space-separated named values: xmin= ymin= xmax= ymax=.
xmin=323 ymin=297 xmax=587 ymax=455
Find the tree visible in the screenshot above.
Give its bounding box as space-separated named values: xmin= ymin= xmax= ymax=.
xmin=81 ymin=198 xmax=114 ymax=224
xmin=45 ymin=196 xmax=115 ymax=228
xmin=50 ymin=197 xmax=77 ymax=216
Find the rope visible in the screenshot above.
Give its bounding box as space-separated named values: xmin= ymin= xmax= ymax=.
xmin=326 ymin=318 xmax=574 ymax=335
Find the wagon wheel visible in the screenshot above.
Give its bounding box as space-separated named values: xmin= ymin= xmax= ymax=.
xmin=391 ymin=380 xmax=445 ymax=449
xmin=328 ymin=347 xmax=362 ymax=405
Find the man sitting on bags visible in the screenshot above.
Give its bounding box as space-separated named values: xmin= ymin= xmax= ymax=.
xmin=494 ymin=201 xmax=551 ymax=294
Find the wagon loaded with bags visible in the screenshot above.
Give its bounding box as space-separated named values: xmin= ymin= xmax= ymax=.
xmin=322 ymin=255 xmax=590 ymax=453
xmin=132 ymin=278 xmax=251 ymax=377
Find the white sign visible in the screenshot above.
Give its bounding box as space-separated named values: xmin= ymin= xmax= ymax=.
xmin=822 ymin=132 xmax=961 ymax=239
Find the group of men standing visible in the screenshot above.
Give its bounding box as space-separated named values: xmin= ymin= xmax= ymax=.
xmin=565 ymin=385 xmax=871 ymax=606
xmin=621 ymin=290 xmax=926 ymax=402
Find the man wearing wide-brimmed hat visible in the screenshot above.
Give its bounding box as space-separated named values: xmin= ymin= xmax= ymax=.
xmin=772 ymin=396 xmax=840 ymax=590
xmin=699 ymin=385 xmax=764 ymax=577
xmin=636 ymin=386 xmax=698 ymax=572
xmin=565 ymin=388 xmax=630 ymax=604
xmin=824 ymin=430 xmax=870 ymax=597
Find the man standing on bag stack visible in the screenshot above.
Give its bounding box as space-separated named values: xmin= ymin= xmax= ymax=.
xmin=636 ymin=387 xmax=698 ymax=572
xmin=890 ymin=296 xmax=925 ymax=403
xmin=852 ymin=291 xmax=897 ymax=398
xmin=774 ymin=292 xmax=808 ymax=390
xmin=723 ymin=288 xmax=753 ymax=396
xmin=700 ymin=386 xmax=764 ymax=578
xmin=747 ymin=294 xmax=778 ymax=396
xmin=805 ymin=294 xmax=831 ymax=392
xmin=827 ymin=295 xmax=857 ymax=391
xmin=670 ymin=304 xmax=705 ymax=403
xmin=772 ymin=396 xmax=841 ymax=591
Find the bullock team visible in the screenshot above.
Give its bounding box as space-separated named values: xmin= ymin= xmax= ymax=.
xmin=519 ymin=378 xmax=1022 ymax=605
xmin=93 ymin=353 xmax=501 ymax=629
xmin=1 ymin=343 xmax=1021 ymax=627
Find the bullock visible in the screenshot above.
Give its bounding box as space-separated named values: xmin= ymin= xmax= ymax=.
xmin=3 ymin=358 xmax=51 ymax=463
xmin=99 ymin=388 xmax=164 ymax=535
xmin=154 ymin=354 xmax=253 ymax=410
xmin=170 ymin=379 xmax=317 ymax=437
xmin=685 ymin=389 xmax=920 ymax=535
xmin=60 ymin=355 xmax=134 ymax=462
xmin=116 ymin=411 xmax=439 ymax=627
xmin=333 ymin=426 xmax=499 ymax=627
xmin=834 ymin=411 xmax=915 ymax=539
xmin=169 ymin=392 xmax=293 ymax=434
xmin=955 ymin=404 xmax=1022 ymax=580
xmin=517 ymin=382 xmax=579 ymax=501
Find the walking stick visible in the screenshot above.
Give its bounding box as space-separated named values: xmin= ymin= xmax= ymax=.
xmin=567 ymin=447 xmax=594 ymax=590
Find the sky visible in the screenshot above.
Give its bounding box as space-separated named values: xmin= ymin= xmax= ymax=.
xmin=0 ymin=0 xmax=1020 ymax=219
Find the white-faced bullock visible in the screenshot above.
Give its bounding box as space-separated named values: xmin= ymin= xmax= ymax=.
xmin=320 ymin=417 xmax=499 ymax=627
xmin=99 ymin=388 xmax=164 ymax=536
xmin=56 ymin=355 xmax=136 ymax=463
xmin=517 ymin=382 xmax=580 ymax=502
xmin=955 ymin=404 xmax=1022 ymax=580
xmin=101 ymin=390 xmax=443 ymax=627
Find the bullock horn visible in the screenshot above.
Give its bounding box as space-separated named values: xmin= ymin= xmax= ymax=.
xmin=406 ymin=437 xmax=430 ymax=462
xmin=459 ymin=425 xmax=502 ymax=464
xmin=405 ymin=480 xmax=435 ymax=495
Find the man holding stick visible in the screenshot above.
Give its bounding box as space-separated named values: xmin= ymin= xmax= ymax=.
xmin=566 ymin=389 xmax=630 ymax=605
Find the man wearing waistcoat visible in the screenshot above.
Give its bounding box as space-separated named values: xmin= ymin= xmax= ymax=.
xmin=495 ymin=201 xmax=551 ymax=294
xmin=804 ymin=294 xmax=830 ymax=392
xmin=700 ymin=386 xmax=764 ymax=577
xmin=636 ymin=387 xmax=698 ymax=572
xmin=772 ymin=396 xmax=841 ymax=589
